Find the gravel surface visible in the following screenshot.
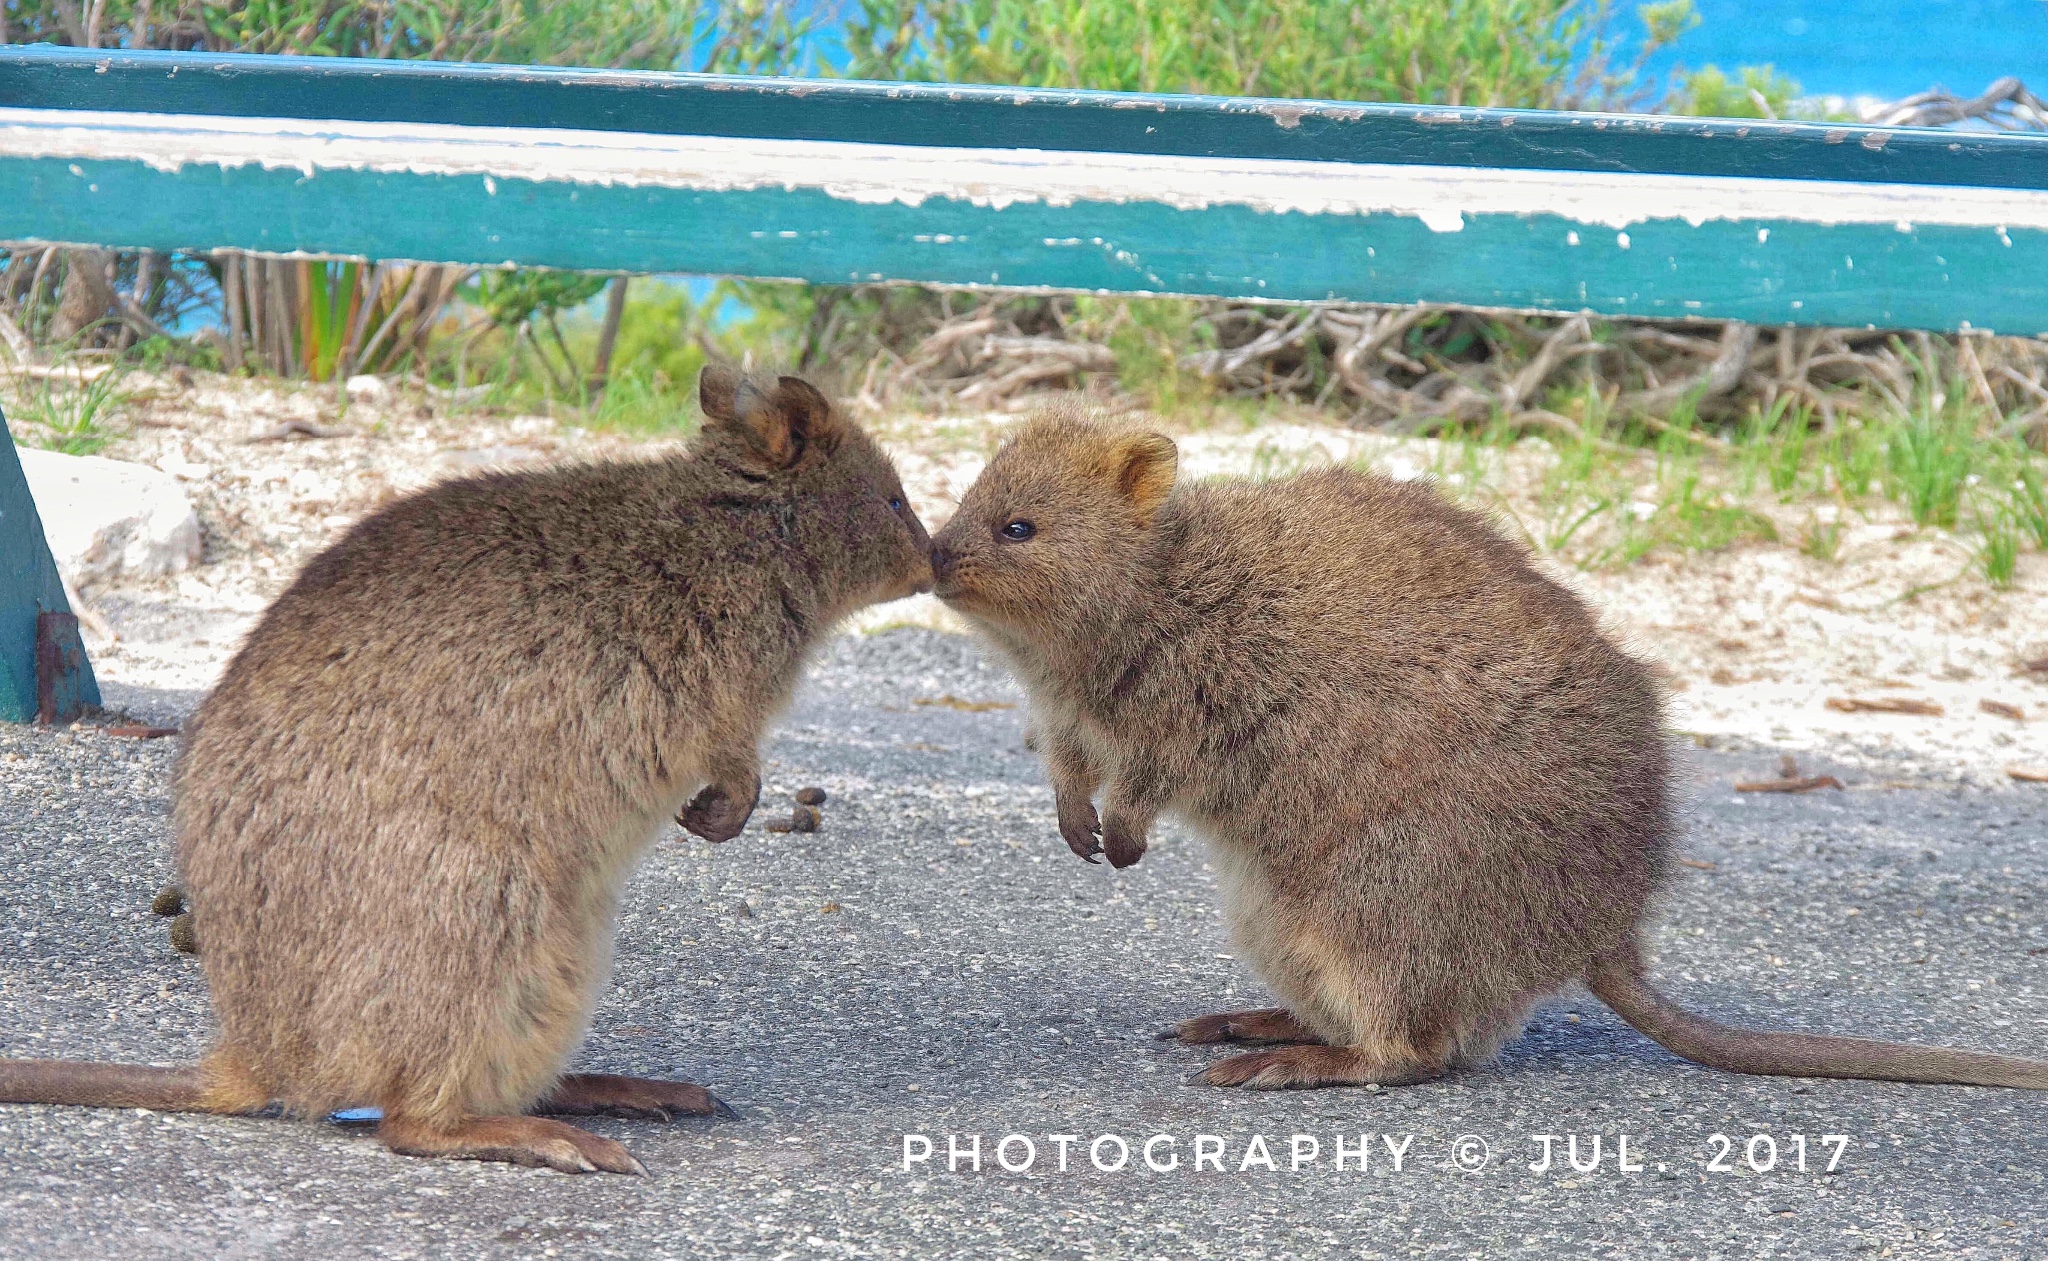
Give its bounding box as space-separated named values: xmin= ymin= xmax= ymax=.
xmin=2 ymin=628 xmax=2045 ymax=1258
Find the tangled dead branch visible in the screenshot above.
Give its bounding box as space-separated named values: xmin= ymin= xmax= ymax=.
xmin=859 ymin=79 xmax=2048 ymax=448
xmin=869 ymin=290 xmax=2048 ymax=450
xmin=874 ymin=301 xmax=1125 ymax=410
xmin=1860 ymin=77 xmax=2047 ymax=131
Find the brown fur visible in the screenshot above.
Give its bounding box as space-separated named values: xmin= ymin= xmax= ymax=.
xmin=930 ymin=402 xmax=2048 ymax=1091
xmin=0 ymin=368 xmax=934 ymax=1168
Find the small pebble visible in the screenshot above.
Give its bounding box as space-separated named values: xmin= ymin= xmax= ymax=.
xmin=150 ymin=885 xmax=186 ymax=918
xmin=790 ymin=805 xmax=822 ymax=833
xmin=734 ymin=901 xmax=754 ymax=919
xmin=168 ymin=913 xmax=198 ymax=955
xmin=794 ymin=786 xmax=828 ymax=806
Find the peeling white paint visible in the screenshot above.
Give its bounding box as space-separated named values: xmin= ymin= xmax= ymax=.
xmin=6 ymin=108 xmax=2048 ymax=234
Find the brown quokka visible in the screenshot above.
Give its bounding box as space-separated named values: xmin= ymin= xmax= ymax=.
xmin=930 ymin=405 xmax=2048 ymax=1092
xmin=0 ymin=368 xmax=933 ymax=1172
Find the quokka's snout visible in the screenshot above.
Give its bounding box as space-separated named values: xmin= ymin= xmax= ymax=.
xmin=895 ymin=519 xmax=937 ymax=597
xmin=926 ymin=538 xmax=962 ymax=593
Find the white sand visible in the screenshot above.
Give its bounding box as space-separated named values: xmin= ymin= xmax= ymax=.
xmin=24 ymin=375 xmax=2046 ymax=788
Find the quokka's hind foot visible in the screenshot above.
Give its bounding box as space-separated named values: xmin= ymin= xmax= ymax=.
xmin=377 ymin=1113 xmax=647 ymax=1175
xmin=536 ymin=1073 xmax=739 ymax=1121
xmin=1196 ymin=1044 xmax=1443 ymax=1090
xmin=1159 ymin=1008 xmax=1324 ymax=1046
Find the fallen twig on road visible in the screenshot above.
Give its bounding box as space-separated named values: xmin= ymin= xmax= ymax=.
xmin=1827 ymin=697 xmax=1945 ymax=716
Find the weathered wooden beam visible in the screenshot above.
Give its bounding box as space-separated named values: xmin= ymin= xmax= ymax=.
xmin=2 ymin=102 xmax=2046 ymax=332
xmin=0 ymin=423 xmax=99 ymax=724
xmin=3 ymin=47 xmax=2044 ymax=192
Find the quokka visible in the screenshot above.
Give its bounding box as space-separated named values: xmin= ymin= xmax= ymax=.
xmin=0 ymin=368 xmax=934 ymax=1172
xmin=929 ymin=404 xmax=2047 ymax=1092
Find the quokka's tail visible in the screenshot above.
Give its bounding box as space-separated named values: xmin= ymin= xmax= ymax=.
xmin=1586 ymin=945 xmax=2048 ymax=1089
xmin=0 ymin=1059 xmax=240 ymax=1111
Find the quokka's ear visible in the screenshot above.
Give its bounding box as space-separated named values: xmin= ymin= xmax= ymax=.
xmin=772 ymin=375 xmax=843 ymax=457
xmin=698 ymin=363 xmax=741 ymax=424
xmin=698 ymin=367 xmax=841 ymax=471
xmin=1106 ymin=430 xmax=1178 ymax=526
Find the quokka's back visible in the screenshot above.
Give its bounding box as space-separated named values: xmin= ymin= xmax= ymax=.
xmin=1142 ymin=467 xmax=1669 ymax=847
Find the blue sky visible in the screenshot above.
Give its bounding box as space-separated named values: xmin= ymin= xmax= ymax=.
xmin=1640 ymin=0 xmax=2048 ymax=100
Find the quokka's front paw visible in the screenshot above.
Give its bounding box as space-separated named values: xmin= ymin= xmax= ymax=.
xmin=1056 ymin=793 xmax=1103 ymax=863
xmin=678 ymin=778 xmax=759 ymax=843
xmin=1100 ymin=817 xmax=1148 ymax=869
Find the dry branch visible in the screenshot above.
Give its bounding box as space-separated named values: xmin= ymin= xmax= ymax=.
xmin=1615 ymin=322 xmax=1756 ymax=418
xmin=1734 ymin=775 xmax=1845 ymax=793
xmin=1825 ymin=697 xmax=1945 ymax=717
xmin=1864 ymin=77 xmax=2048 ymax=130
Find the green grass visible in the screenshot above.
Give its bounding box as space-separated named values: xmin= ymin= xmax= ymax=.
xmin=1885 ymin=406 xmax=1977 ymax=529
xmin=586 ymin=364 xmax=701 ymax=436
xmin=1798 ymin=511 xmax=1843 ymax=563
xmin=8 ymin=370 xmax=127 ymax=456
xmin=1733 ymin=396 xmax=1814 ymax=499
xmin=1415 ymin=376 xmax=2047 ymax=586
xmin=1655 ymin=466 xmax=1778 ymax=553
xmin=2000 ymin=460 xmax=2048 ymax=549
xmin=1974 ymin=508 xmax=2022 ymax=588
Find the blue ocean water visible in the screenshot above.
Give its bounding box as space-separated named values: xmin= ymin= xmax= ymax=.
xmin=784 ymin=1 xmax=2044 ymax=101
xmin=1639 ymin=0 xmax=2047 ymax=100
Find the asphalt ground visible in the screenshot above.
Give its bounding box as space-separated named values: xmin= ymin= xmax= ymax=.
xmin=2 ymin=629 xmax=2044 ymax=1259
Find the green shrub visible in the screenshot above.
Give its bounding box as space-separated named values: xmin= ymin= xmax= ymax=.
xmin=845 ymin=0 xmax=1683 ymax=108
xmin=0 ymin=0 xmax=810 ymax=74
xmin=1667 ymin=64 xmax=1807 ymax=120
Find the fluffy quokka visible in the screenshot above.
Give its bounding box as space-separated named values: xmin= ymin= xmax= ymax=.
xmin=0 ymin=368 xmax=933 ymax=1173
xmin=929 ymin=403 xmax=2048 ymax=1092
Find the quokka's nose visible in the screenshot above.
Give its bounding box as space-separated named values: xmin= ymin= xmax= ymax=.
xmin=928 ymin=541 xmax=957 ymax=580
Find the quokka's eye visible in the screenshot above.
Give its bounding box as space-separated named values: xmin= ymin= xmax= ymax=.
xmin=888 ymin=496 xmax=904 ymax=512
xmin=1000 ymin=520 xmax=1036 ymax=541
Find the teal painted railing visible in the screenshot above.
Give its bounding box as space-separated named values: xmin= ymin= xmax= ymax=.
xmin=4 ymin=47 xmax=2047 ymax=331
xmin=4 ymin=47 xmax=2045 ymax=190
xmin=0 ymin=404 xmax=99 ymax=723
